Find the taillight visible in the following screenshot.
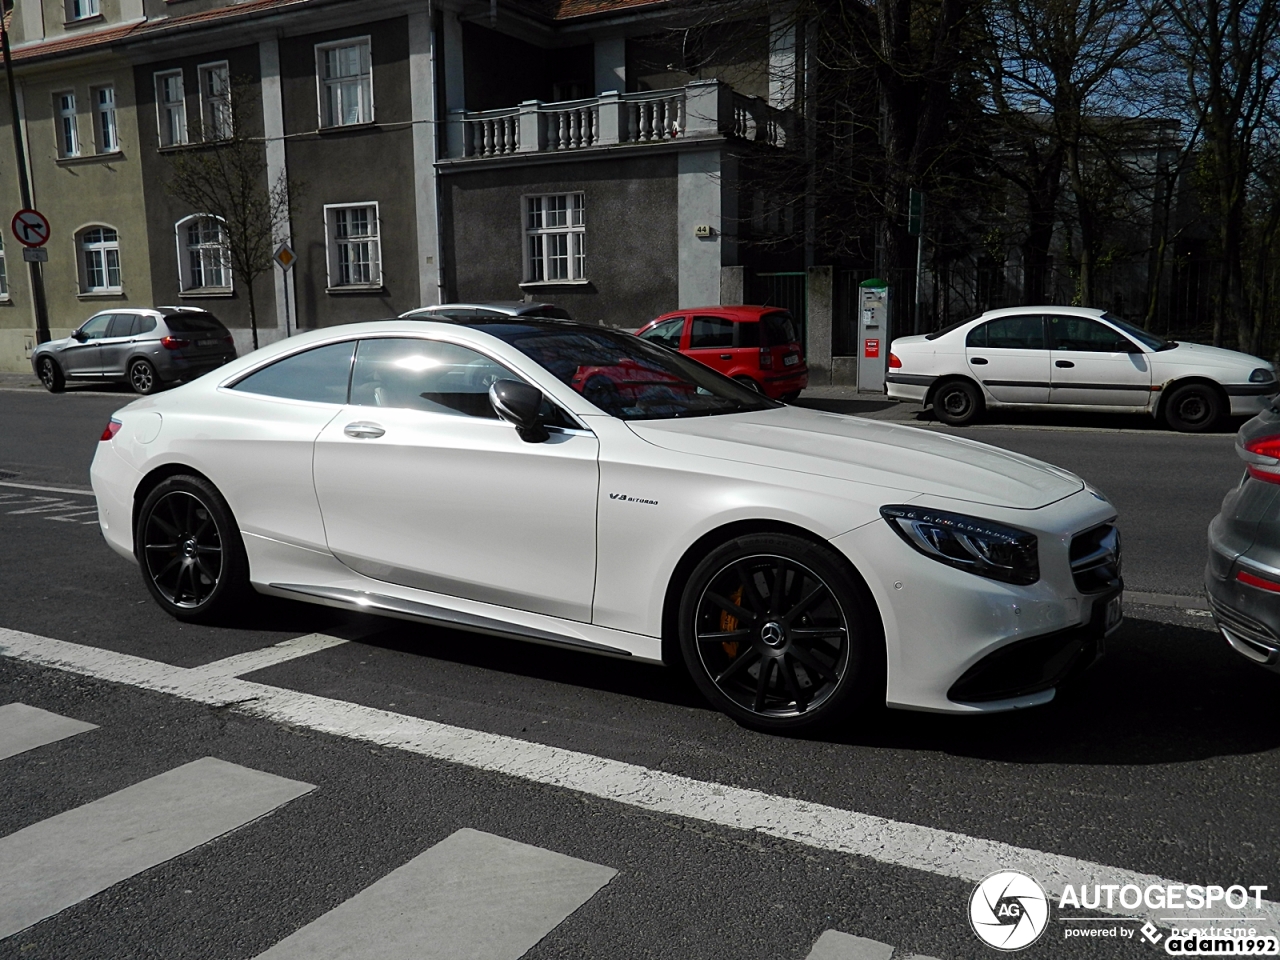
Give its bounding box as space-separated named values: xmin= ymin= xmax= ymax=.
xmin=1237 ymin=569 xmax=1280 ymax=593
xmin=160 ymin=336 xmax=190 ymax=350
xmin=889 ymin=352 xmax=902 ymax=369
xmin=1243 ymin=435 xmax=1280 ymax=483
xmin=223 ymin=334 xmax=235 ymax=347
xmin=1245 ymin=435 xmax=1280 ymax=459
xmin=759 ymin=346 xmax=773 ymax=369
xmin=100 ymin=418 xmax=122 ymax=441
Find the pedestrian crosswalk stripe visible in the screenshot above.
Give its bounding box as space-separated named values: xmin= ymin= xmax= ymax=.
xmin=0 ymin=703 xmax=97 ymax=762
xmin=253 ymin=827 xmax=615 ymax=960
xmin=804 ymin=932 xmax=941 ymax=960
xmin=190 ymin=633 xmax=352 ymax=679
xmin=0 ymin=757 xmax=314 ymax=940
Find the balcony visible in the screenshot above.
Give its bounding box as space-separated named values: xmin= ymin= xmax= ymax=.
xmin=444 ymin=79 xmax=792 ymax=160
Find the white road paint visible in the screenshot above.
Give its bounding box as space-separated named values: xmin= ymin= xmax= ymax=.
xmin=0 ymin=480 xmax=94 ymax=496
xmin=804 ymin=931 xmax=894 ymax=960
xmin=190 ymin=634 xmax=351 ymax=679
xmin=0 ymin=703 xmax=97 ymax=761
xmin=254 ymin=828 xmax=615 ymax=960
xmin=2 ymin=626 xmax=1275 ymax=936
xmin=0 ymin=756 xmax=313 ymax=939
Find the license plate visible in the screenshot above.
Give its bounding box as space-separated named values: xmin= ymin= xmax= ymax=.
xmin=783 ymin=353 xmax=799 ymax=366
xmin=1104 ymin=594 xmax=1123 ymax=633
xmin=197 ymin=338 xmax=220 ymax=347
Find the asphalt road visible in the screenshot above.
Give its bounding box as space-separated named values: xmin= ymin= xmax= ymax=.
xmin=1 ymin=387 xmax=1277 ymax=960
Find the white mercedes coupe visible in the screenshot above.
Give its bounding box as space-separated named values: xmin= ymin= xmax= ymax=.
xmin=887 ymin=306 xmax=1277 ymax=431
xmin=90 ymin=318 xmax=1122 ymax=731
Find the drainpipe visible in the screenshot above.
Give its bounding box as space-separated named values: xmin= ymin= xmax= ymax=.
xmin=430 ymin=0 xmax=446 ymax=304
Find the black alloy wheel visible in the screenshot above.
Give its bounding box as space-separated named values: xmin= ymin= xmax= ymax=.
xmin=130 ymin=358 xmax=160 ymax=395
xmin=1163 ymin=383 xmax=1222 ymax=433
xmin=678 ymin=533 xmax=880 ymax=732
xmin=38 ymin=356 xmax=65 ymax=393
xmin=135 ymin=475 xmax=250 ymax=622
xmin=932 ymin=379 xmax=983 ymax=426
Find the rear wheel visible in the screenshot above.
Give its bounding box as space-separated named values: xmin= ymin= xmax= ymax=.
xmin=734 ymin=376 xmax=763 ymax=394
xmin=129 ymin=358 xmax=161 ymax=395
xmin=1163 ymin=382 xmax=1222 ymax=432
xmin=135 ymin=475 xmax=251 ymax=623
xmin=37 ymin=356 xmax=65 ymax=393
xmin=932 ymin=378 xmax=983 ymax=426
xmin=678 ymin=533 xmax=880 ymax=733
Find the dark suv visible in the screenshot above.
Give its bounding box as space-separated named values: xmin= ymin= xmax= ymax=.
xmin=33 ymin=308 xmax=237 ymax=395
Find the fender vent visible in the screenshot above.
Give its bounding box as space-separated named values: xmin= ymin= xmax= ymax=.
xmin=1070 ymin=523 xmax=1121 ymax=593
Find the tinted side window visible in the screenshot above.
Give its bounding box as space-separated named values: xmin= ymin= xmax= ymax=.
xmin=736 ymin=322 xmax=761 ymax=348
xmin=232 ymin=341 xmax=355 ymax=403
xmin=350 ymin=338 xmax=512 ymax=418
xmin=689 ymin=316 xmax=735 ymax=349
xmin=106 ymin=315 xmax=135 ymax=338
xmin=78 ymin=315 xmax=113 ymax=340
xmin=967 ymin=316 xmax=1045 ymax=350
xmin=136 ymin=316 xmax=157 ymax=335
xmin=639 ymin=318 xmax=685 ymax=349
xmin=1049 ymin=316 xmax=1134 ymax=352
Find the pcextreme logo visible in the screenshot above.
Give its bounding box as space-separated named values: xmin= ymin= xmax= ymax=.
xmin=969 ymin=870 xmax=1050 ymax=951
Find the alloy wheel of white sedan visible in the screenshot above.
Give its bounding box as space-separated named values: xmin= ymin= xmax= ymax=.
xmin=887 ymin=307 xmax=1277 ymax=432
xmin=92 ymin=317 xmax=1123 ymax=732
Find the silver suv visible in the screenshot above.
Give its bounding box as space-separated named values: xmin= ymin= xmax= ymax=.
xmin=33 ymin=307 xmax=237 ymax=395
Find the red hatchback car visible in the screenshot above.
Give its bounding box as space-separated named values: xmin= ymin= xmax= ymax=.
xmin=635 ymin=305 xmax=809 ymax=400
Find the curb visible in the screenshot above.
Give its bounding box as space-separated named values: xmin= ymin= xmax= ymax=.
xmin=1125 ymin=590 xmax=1210 ymax=611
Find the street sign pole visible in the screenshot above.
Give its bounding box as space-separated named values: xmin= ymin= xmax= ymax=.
xmin=0 ymin=19 xmax=50 ymax=344
xmin=908 ymin=189 xmax=925 ymax=335
xmin=274 ymin=242 xmax=296 ymax=337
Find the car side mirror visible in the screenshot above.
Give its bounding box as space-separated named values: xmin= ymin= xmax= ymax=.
xmin=489 ymin=379 xmax=549 ymax=443
xmin=72 ymin=329 xmax=87 ymax=342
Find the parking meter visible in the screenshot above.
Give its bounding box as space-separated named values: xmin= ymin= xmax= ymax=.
xmin=858 ymin=279 xmax=890 ymax=393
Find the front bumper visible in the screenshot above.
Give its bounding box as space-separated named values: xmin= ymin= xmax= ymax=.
xmin=1224 ymin=385 xmax=1279 ymax=418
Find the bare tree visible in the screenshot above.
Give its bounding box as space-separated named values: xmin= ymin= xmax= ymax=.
xmin=165 ymin=79 xmax=295 ymax=350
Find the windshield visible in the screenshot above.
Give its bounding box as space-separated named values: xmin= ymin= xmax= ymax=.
xmin=484 ymin=323 xmax=780 ymax=420
xmin=1103 ymin=314 xmax=1167 ymax=351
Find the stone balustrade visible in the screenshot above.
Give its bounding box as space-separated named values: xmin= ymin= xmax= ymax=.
xmin=447 ymin=80 xmax=791 ymax=159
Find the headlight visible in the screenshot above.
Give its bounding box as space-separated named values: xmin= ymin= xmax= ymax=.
xmin=1249 ymin=368 xmax=1275 ymax=383
xmin=880 ymin=505 xmax=1040 ymax=585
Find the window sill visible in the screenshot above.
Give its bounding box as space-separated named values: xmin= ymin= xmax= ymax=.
xmin=519 ymin=279 xmax=591 ymax=288
xmin=77 ymin=290 xmax=125 ymax=300
xmin=317 ymin=121 xmax=377 ymax=135
xmin=63 ymin=13 xmax=104 ymax=26
xmin=179 ymin=288 xmax=234 ymax=298
xmin=56 ymin=151 xmax=124 ymax=166
xmin=326 ymin=284 xmax=385 ymax=295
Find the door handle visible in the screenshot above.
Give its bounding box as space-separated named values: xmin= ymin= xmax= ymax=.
xmin=720 ymin=354 xmax=732 ymax=360
xmin=1055 ymin=360 xmax=1075 ymax=368
xmin=343 ymin=422 xmax=385 ymax=439
xmin=970 ymin=357 xmax=988 ymax=365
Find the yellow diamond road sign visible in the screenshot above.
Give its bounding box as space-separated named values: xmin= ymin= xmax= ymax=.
xmin=274 ymin=243 xmax=296 ymax=271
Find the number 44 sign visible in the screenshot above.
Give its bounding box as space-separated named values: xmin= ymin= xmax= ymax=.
xmin=11 ymin=209 xmax=50 ymax=248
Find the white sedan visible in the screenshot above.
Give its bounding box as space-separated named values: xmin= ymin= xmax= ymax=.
xmin=90 ymin=318 xmax=1122 ymax=731
xmin=887 ymin=306 xmax=1277 ymax=431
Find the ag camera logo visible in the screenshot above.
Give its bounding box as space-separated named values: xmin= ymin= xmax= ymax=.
xmin=969 ymin=871 xmax=1050 ymax=951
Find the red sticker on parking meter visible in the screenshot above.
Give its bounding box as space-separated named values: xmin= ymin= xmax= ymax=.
xmin=864 ymin=339 xmax=880 ymax=358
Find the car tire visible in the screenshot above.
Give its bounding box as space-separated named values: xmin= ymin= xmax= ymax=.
xmin=677 ymin=532 xmax=882 ymax=733
xmin=129 ymin=359 xmax=161 ymax=395
xmin=734 ymin=376 xmax=763 ymax=394
xmin=134 ymin=474 xmax=252 ymax=623
xmin=37 ymin=356 xmax=65 ymax=393
xmin=932 ymin=378 xmax=983 ymax=426
xmin=1163 ymin=382 xmax=1222 ymax=433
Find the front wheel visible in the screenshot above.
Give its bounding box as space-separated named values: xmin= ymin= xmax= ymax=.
xmin=932 ymin=379 xmax=983 ymax=426
xmin=129 ymin=358 xmax=161 ymax=395
xmin=1163 ymin=383 xmax=1222 ymax=432
xmin=37 ymin=356 xmax=65 ymax=393
xmin=135 ymin=475 xmax=251 ymax=623
xmin=678 ymin=533 xmax=881 ymax=733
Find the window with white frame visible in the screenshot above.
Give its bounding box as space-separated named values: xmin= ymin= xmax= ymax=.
xmin=155 ymin=71 xmax=187 ymax=148
xmin=93 ymin=86 xmax=118 ymax=153
xmin=525 ymin=193 xmax=585 ymax=282
xmin=79 ymin=226 xmax=122 ymax=293
xmin=65 ymin=0 xmax=99 ymax=20
xmin=198 ymin=62 xmax=231 ymax=140
xmin=54 ymin=92 xmax=79 ymax=158
xmin=177 ymin=216 xmax=231 ymax=292
xmin=316 ymin=39 xmax=373 ymax=128
xmin=325 ymin=203 xmax=380 ymax=288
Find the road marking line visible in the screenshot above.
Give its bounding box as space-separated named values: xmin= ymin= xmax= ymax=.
xmin=0 ymin=756 xmax=313 ymax=940
xmin=0 ymin=481 xmax=94 ymax=497
xmin=804 ymin=931 xmax=894 ymax=960
xmin=45 ymin=511 xmax=101 ymax=522
xmin=0 ymin=703 xmax=97 ymax=762
xmin=253 ymin=828 xmax=615 ymax=960
xmin=191 ymin=634 xmax=352 ymax=679
xmin=7 ymin=499 xmax=79 ymax=515
xmin=2 ymin=627 xmax=1276 ymax=936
